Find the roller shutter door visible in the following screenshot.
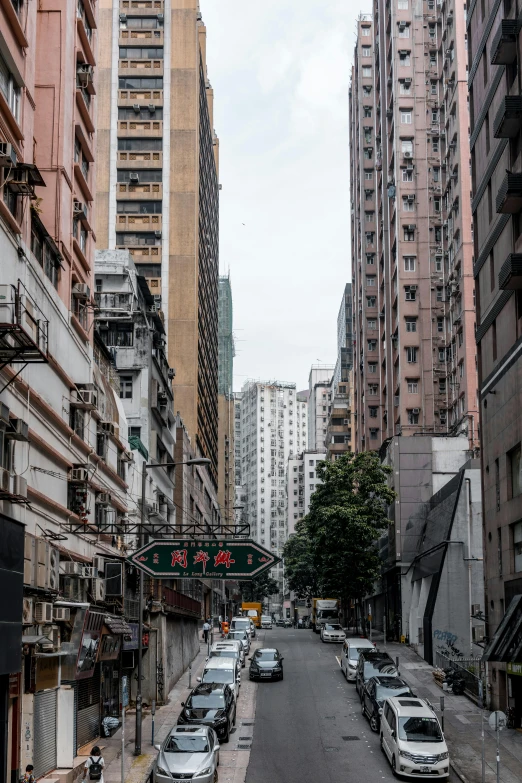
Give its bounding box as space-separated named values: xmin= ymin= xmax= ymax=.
xmin=34 ymin=689 xmax=57 ymax=778
xmin=77 ymin=664 xmax=101 ymax=749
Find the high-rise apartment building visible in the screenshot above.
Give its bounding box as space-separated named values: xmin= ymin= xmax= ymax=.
xmin=238 ymin=381 xmax=307 ymax=602
xmin=350 ymin=4 xmax=478 ymax=451
xmin=287 ymin=449 xmax=326 ymax=536
xmin=217 ymin=275 xmax=235 ymax=523
xmin=308 ymin=365 xmax=334 ymax=451
xmin=327 ymin=285 xmax=355 ymax=459
xmin=468 ymin=1 xmax=522 ymax=712
xmin=96 ymin=0 xmax=220 ymax=485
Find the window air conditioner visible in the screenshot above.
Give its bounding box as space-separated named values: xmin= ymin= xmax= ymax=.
xmin=148 ymin=104 xmax=156 ymax=113
xmin=12 ymin=475 xmax=27 ymax=498
xmin=412 ymin=408 xmax=420 ymax=414
xmin=70 ymin=467 xmax=89 ymax=483
xmin=61 ymin=561 xmax=83 ymax=576
xmin=0 ymin=141 xmax=17 ymax=168
xmin=35 ymin=602 xmax=53 ymax=624
xmin=403 ymin=151 xmax=412 ymax=158
xmin=53 ymin=607 xmax=71 ymax=622
xmin=155 ymin=230 xmax=162 ymax=239
xmin=7 ymin=418 xmax=29 ymax=441
xmin=72 ymin=283 xmax=90 ymax=299
xmin=0 ymin=467 xmax=10 ymax=492
xmin=100 ymin=421 xmax=116 ymax=436
xmin=129 ymin=172 xmax=140 ymax=184
xmin=73 ymin=200 xmax=88 ymax=219
xmin=472 ymin=625 xmax=485 ymax=642
xmin=97 ymin=492 xmax=111 ymax=505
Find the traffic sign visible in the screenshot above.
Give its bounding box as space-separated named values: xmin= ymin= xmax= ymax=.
xmin=128 ymin=539 xmax=281 ymax=579
xmin=488 ymin=710 xmax=507 ymax=731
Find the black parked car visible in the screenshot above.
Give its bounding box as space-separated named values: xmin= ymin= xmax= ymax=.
xmin=177 ymin=682 xmax=236 ymax=742
xmin=361 ymin=676 xmax=414 ymax=732
xmin=355 ymin=650 xmax=399 ymax=698
xmin=249 ymin=647 xmax=284 ymax=681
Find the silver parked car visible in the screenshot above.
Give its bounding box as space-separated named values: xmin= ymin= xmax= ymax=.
xmin=154 ymin=724 xmax=219 ymax=783
xmin=225 ymin=629 xmax=250 ymax=654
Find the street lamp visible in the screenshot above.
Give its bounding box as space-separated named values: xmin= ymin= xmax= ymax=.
xmin=135 ymin=456 xmax=211 ymax=755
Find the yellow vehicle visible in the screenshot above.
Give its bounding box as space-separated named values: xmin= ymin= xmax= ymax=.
xmin=241 ymin=602 xmax=262 ymax=628
xmin=311 ymin=598 xmax=339 ymax=633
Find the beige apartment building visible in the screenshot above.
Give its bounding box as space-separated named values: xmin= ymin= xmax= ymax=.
xmin=96 ymin=0 xmax=220 ymax=487
xmin=350 ymin=2 xmax=478 ymax=451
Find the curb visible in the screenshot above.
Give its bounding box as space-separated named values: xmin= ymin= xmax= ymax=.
xmin=450 ymin=759 xmax=469 ymax=783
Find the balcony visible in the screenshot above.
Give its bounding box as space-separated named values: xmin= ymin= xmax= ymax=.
xmin=118 ymin=89 xmax=163 ymax=106
xmin=120 ymin=0 xmax=164 ymax=12
xmin=117 ymin=182 xmax=162 ymax=198
xmin=119 ymin=29 xmax=163 ymax=46
xmin=116 ymin=245 xmax=161 ymax=260
xmin=116 ymin=214 xmax=162 ymax=231
xmin=117 ymin=119 xmax=163 ymax=137
xmin=490 ymin=19 xmax=519 ymax=65
xmin=119 ymin=59 xmax=164 ymax=77
xmin=76 ymin=87 xmax=95 ymax=134
xmin=117 ymin=150 xmax=163 ymax=167
xmin=496 ymin=173 xmax=522 ymax=213
xmin=94 ymin=291 xmax=135 ymax=311
xmin=499 ymin=253 xmax=522 ymax=289
xmin=494 ymin=95 xmax=522 ymax=138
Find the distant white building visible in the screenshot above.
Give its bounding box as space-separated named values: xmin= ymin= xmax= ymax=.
xmin=238 ymin=381 xmax=307 ymax=605
xmin=287 ymin=449 xmax=327 ymax=536
xmin=308 ymin=365 xmax=334 ymax=451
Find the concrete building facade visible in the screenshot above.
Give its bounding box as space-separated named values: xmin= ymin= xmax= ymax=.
xmin=96 ymin=0 xmax=220 ymax=487
xmin=307 ymin=365 xmax=334 ymax=451
xmin=286 ymin=449 xmax=326 ymax=537
xmin=217 ymin=275 xmax=234 ymax=524
xmin=350 ymin=4 xmax=478 ymax=451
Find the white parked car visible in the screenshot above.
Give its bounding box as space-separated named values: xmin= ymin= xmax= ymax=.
xmin=340 ymin=637 xmax=375 ymax=681
xmin=320 ymin=623 xmax=346 ymax=643
xmin=225 ymin=629 xmax=250 ymax=655
xmin=198 ymin=657 xmax=241 ymax=701
xmin=380 ymin=696 xmax=449 ymax=778
xmin=210 ymin=639 xmax=245 ymax=668
xmin=230 ymin=616 xmax=253 ymax=638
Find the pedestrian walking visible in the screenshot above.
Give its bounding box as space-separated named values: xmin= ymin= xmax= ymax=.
xmin=203 ymin=619 xmax=210 ymax=643
xmin=22 ymin=765 xmax=35 ymax=783
xmin=82 ymin=745 xmax=105 ymax=782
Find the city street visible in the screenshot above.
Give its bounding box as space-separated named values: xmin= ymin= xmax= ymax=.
xmin=246 ymin=628 xmax=459 ymax=783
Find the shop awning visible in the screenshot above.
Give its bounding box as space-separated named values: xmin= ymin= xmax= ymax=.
xmin=104 ymin=616 xmax=133 ymax=636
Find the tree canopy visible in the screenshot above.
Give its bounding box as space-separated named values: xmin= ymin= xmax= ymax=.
xmin=239 ymin=571 xmax=280 ymax=603
xmin=283 ymin=451 xmax=394 ymax=605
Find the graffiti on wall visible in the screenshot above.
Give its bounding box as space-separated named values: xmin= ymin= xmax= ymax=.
xmin=433 ymin=629 xmax=464 ymax=658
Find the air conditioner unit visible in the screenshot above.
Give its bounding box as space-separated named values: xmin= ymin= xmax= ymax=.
xmin=72 ymin=388 xmax=98 ymax=409
xmin=100 ymin=421 xmax=115 ymax=436
xmin=72 ymin=282 xmax=90 ymax=299
xmin=167 ymin=367 xmax=176 ymax=379
xmin=129 ymin=172 xmax=139 ymax=183
xmin=93 ymin=556 xmax=105 ymax=576
xmin=472 ymin=625 xmax=485 ymax=642
xmin=80 ymin=566 xmax=98 ymax=579
xmin=0 ymin=467 xmax=10 ymax=492
xmin=73 ymin=200 xmax=88 ymax=218
xmin=62 ymin=577 xmax=86 ymax=602
xmin=61 ymin=561 xmax=83 ymax=576
xmin=403 ymin=151 xmax=412 ymax=158
xmin=70 ymin=467 xmax=89 ymax=483
xmin=9 ymin=168 xmax=33 ymax=195
xmin=149 ymin=502 xmax=160 ymax=516
xmin=0 ymin=403 xmax=10 ymax=425
xmin=157 ymin=12 xmax=164 ymax=22
xmin=77 ymin=66 xmax=94 ymax=88
xmin=97 ymin=492 xmax=111 ymax=505
xmin=119 ymin=13 xmax=127 ymax=22
xmin=23 ymin=598 xmax=34 ymax=625
xmin=94 ymin=579 xmax=106 ymax=602
xmin=412 ymin=408 xmax=420 ymax=414
xmin=12 ymin=475 xmax=27 ymax=499
xmin=148 ymin=104 xmax=156 ymax=113
xmin=132 ymin=103 xmax=140 ymax=113
xmin=154 ymin=230 xmax=162 ymax=239
xmin=406 ymin=224 xmax=416 ymax=231
xmin=53 ymin=607 xmax=70 ymax=622
xmin=7 ymin=418 xmax=29 ymax=441
xmin=0 ymin=141 xmax=16 ymax=168
xmin=35 ymin=602 xmax=53 ymax=624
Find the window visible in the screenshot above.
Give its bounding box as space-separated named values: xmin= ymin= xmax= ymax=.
xmin=368 ymin=339 xmax=377 ymax=351
xmin=125 ymin=15 xmax=161 ymax=28
xmin=366 ymin=253 xmax=375 ymax=264
xmin=366 ymin=275 xmax=376 ymax=286
xmin=403 ymin=196 xmax=415 ymax=211
xmin=402 ymin=168 xmax=413 ymax=182
xmin=365 ymin=190 xmax=374 ymax=201
xmin=437 ymin=317 xmax=444 ymax=333
xmin=118 ymin=77 xmax=164 ymax=89
xmin=404 ymin=227 xmax=415 ymax=242
xmin=367 ymin=296 xmax=377 ymax=307
xmin=70 ymin=406 xmax=85 ymax=440
xmin=309 ymin=485 xmax=315 ymax=491
xmin=369 ymin=428 xmax=378 ymax=439
xmin=404 ymin=256 xmax=415 ymax=271
xmin=509 ymin=444 xmax=522 ymax=498
xmin=309 ymin=471 xmax=314 ymax=478
xmin=0 ymin=51 xmax=21 ymax=121
xmin=362 ymin=66 xmax=372 ymax=77
xmin=405 ymin=317 xmax=417 ymax=332
xmin=369 ymin=407 xmax=378 ymax=418
xmin=407 ymin=381 xmax=419 ymax=393
xmin=363 ymin=85 xmax=372 ymax=95
xmin=118 ymin=138 xmax=163 ymax=151
xmin=31 ymin=217 xmax=60 ymax=289
xmin=399 ymin=51 xmax=411 ymax=65
xmin=119 ymin=47 xmax=164 ymax=59
xmin=434 ymin=198 xmax=441 ymax=212
xmin=399 ymin=80 xmax=411 ymax=95
xmin=398 ymin=0 xmax=409 ymax=7
xmin=431 ymin=81 xmax=437 ymax=95
xmin=117 ymin=169 xmax=163 ymax=183
xmin=433 ymin=167 xmax=440 ymax=182
xmin=364 ymin=129 xmax=372 ymax=143
xmin=407 ymin=347 xmax=418 ymax=363
xmin=439 ymin=379 xmax=446 ymax=393
xmin=117 ymin=200 xmax=162 ymax=214
xmin=120 ymin=375 xmax=133 ymax=399
xmin=99 ymin=322 xmax=134 ymax=347
xmin=368 ymin=384 xmax=378 ymax=395
xmin=401 ymin=140 xmax=413 ymax=155
xmin=368 ymin=362 xmax=377 ymax=373
xmin=118 ymin=106 xmax=164 ymax=120
xmin=116 ymin=232 xmax=161 ymax=247
xmin=364 ymin=107 xmax=372 ymax=118
xmin=514 ymin=521 xmax=522 ymax=573
xmin=405 ymin=285 xmax=416 ymax=301
xmin=364 ymin=148 xmax=373 ymax=160
xmin=398 ymin=23 xmax=410 ymax=38
xmin=436 ymin=286 xmax=443 ymax=301
xmin=364 ymin=170 xmax=373 ymax=180
xmin=367 ymin=319 xmax=377 ymax=329
xmin=432 ymin=138 xmax=439 ymax=152
xmin=129 ymin=426 xmax=141 ymax=439
xmin=401 ymin=110 xmax=412 ymax=124
xmin=365 ymin=211 xmax=374 ymax=223
xmin=361 ymin=26 xmax=371 ymax=36
xmin=407 ymin=409 xmax=419 ymax=424
xmin=362 ymin=46 xmax=371 ymax=57
xmin=365 ymin=232 xmax=375 ymax=246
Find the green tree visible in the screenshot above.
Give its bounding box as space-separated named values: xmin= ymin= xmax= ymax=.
xmin=305 ymin=451 xmax=394 ymax=609
xmin=239 ymin=572 xmax=280 ymax=603
xmin=282 ymin=521 xmax=319 ymax=600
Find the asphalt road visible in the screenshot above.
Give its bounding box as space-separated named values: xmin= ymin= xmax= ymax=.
xmin=246 ymin=627 xmax=458 ymax=783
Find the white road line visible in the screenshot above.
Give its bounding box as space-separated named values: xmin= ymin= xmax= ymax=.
xmin=335 ymin=656 xmax=341 ymax=666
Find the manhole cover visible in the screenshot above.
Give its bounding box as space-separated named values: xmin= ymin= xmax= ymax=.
xmin=324 ymin=747 xmax=339 ymax=752
xmin=237 ymin=744 xmax=251 ymax=750
xmin=342 ymin=736 xmax=360 ymax=741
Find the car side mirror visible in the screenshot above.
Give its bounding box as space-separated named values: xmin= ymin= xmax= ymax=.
xmin=180 ymin=702 xmax=185 ymax=707
xmin=155 ymin=744 xmax=161 ymax=751
xmin=196 ymin=677 xmax=202 ymax=683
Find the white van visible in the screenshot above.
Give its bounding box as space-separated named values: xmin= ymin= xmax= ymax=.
xmin=340 ymin=638 xmax=376 ymax=681
xmin=198 ymin=657 xmax=241 ymax=701
xmin=380 ymin=696 xmax=449 ymax=778
xmin=209 ymin=639 xmax=245 ymax=668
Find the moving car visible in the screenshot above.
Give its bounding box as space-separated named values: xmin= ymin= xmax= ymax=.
xmin=340 ymin=638 xmax=376 ymax=681
xmin=361 ymin=676 xmax=415 ymax=732
xmin=225 ymin=629 xmax=250 ymax=655
xmin=380 ymin=696 xmax=449 ymax=778
xmin=275 ymin=619 xmax=286 ymax=627
xmin=177 ymin=683 xmax=236 ymax=744
xmin=210 ymin=639 xmax=245 ymax=667
xmin=320 ymin=623 xmax=346 ymax=643
xmin=355 ymin=650 xmax=398 ymax=698
xmin=261 ymin=615 xmax=273 ymax=629
xmin=249 ymin=648 xmax=284 ymax=681
xmin=153 ymin=724 xmax=219 ymax=783
xmin=198 ymin=657 xmax=241 ymax=701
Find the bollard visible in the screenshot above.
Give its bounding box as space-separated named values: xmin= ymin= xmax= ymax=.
xmin=440 ymin=695 xmax=445 ymax=733
xmin=151 ymin=699 xmax=156 ymax=747
xmin=188 ymin=662 xmax=192 ymax=689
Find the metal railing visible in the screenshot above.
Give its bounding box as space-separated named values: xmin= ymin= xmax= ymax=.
xmin=148 ymin=582 xmax=202 ymax=617
xmin=435 ymin=650 xmax=485 ymax=703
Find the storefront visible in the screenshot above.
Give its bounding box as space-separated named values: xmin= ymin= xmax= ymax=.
xmin=121 ymin=622 xmax=148 ymax=705
xmin=99 ymin=615 xmax=131 ymax=727
xmin=507 ymin=663 xmax=522 ymax=728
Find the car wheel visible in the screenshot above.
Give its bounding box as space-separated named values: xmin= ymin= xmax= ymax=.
xmin=370 ymin=714 xmax=379 ymax=733
xmin=222 ymin=725 xmax=230 ymax=743
xmin=391 ymin=755 xmax=397 ymax=777
xmin=380 ymin=734 xmax=385 ymax=753
xmin=213 ymin=770 xmax=219 ymax=783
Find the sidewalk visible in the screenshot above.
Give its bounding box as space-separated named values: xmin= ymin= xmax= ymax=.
xmin=95 ymin=640 xmax=211 ymax=783
xmin=357 ymin=632 xmax=522 ymax=783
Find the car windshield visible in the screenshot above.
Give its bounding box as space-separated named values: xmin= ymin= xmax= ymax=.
xmin=202 ymin=670 xmax=234 ymax=685
xmin=232 ymin=620 xmax=250 ymax=629
xmin=212 ymin=650 xmax=238 ymax=659
xmin=324 ymin=624 xmax=342 ymax=631
xmin=261 ymin=616 xmax=271 ymax=622
xmin=189 ymin=693 xmax=225 ymax=708
xmin=349 ymin=646 xmax=371 ymax=660
xmin=228 ymin=631 xmax=247 ymax=640
xmin=318 ymin=610 xmax=338 ymax=619
xmin=363 ymin=659 xmax=397 ymax=678
xmin=255 ymin=651 xmax=278 ymax=661
xmin=245 ymin=610 xmax=257 ymax=617
xmin=398 ymin=717 xmax=443 ymax=742
xmin=165 ymin=735 xmax=210 ymax=753
xmin=375 ymin=685 xmax=412 ymax=701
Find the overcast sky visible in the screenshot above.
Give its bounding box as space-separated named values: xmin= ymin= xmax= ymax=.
xmin=202 ymin=0 xmax=371 ymax=391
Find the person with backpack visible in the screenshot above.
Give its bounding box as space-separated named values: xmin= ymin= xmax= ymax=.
xmin=83 ymin=746 xmax=105 ymax=782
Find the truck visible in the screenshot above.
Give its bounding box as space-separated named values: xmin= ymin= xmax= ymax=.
xmin=241 ymin=602 xmax=262 ymax=628
xmin=311 ymin=598 xmax=340 ymax=633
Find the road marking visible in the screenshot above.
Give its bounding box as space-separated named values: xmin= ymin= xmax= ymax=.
xmin=335 ymin=656 xmax=341 ymax=666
